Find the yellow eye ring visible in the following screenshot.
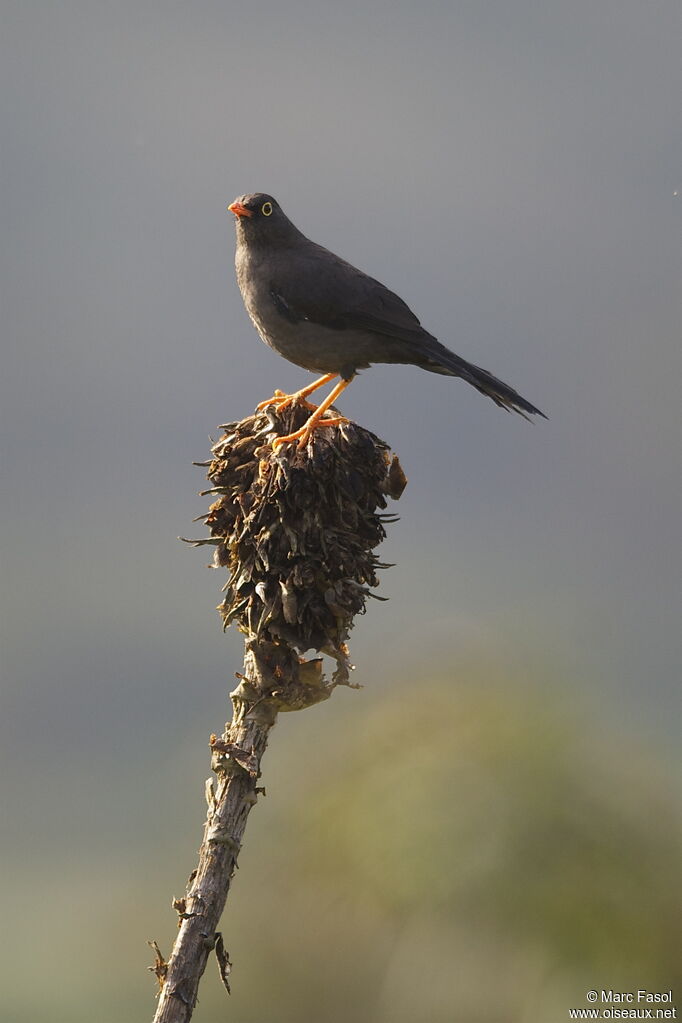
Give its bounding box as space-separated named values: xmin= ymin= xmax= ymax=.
xmin=261 ymin=202 xmax=273 ymax=216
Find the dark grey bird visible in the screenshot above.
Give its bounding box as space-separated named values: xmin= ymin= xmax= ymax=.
xmin=228 ymin=192 xmax=545 ymax=448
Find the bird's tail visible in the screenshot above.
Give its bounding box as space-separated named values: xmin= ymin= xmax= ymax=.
xmin=413 ymin=336 xmax=546 ymax=420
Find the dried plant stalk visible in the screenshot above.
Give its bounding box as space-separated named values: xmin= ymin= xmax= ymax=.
xmin=151 ymin=404 xmax=405 ymax=1022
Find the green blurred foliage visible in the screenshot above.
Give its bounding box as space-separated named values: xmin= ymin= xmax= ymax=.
xmin=299 ymin=678 xmax=682 ymax=1019
xmin=4 ymin=672 xmax=679 ymax=1023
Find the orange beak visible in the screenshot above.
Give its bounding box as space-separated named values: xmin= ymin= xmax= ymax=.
xmin=228 ymin=201 xmax=253 ymax=218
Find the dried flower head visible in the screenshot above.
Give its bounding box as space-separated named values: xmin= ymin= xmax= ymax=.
xmin=185 ymin=404 xmax=406 ymax=686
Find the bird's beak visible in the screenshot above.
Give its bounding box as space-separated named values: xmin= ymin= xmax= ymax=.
xmin=228 ymin=201 xmax=253 ymax=218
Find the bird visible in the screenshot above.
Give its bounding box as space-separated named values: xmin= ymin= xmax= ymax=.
xmin=228 ymin=192 xmax=545 ymax=448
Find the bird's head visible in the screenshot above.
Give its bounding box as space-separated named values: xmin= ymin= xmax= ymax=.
xmin=228 ymin=193 xmax=299 ymax=245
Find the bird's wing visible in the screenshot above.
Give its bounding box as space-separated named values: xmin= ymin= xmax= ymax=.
xmin=269 ymin=244 xmax=432 ymax=345
xmin=268 ymin=242 xmax=546 ymax=419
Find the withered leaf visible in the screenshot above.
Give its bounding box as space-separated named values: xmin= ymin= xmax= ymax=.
xmin=188 ymin=404 xmax=405 ymax=683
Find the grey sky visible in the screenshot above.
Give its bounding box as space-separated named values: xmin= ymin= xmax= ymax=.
xmin=2 ymin=0 xmax=681 ymax=772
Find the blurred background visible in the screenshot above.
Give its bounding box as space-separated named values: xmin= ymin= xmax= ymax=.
xmin=1 ymin=2 xmax=681 ymax=1020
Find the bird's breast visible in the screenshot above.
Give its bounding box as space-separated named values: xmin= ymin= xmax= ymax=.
xmin=234 ymin=241 xmax=384 ymax=376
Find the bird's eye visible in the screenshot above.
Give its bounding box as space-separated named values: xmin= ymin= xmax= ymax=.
xmin=261 ymin=202 xmax=273 ymax=216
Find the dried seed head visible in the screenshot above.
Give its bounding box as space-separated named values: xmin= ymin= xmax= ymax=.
xmin=185 ymin=405 xmax=406 ymax=685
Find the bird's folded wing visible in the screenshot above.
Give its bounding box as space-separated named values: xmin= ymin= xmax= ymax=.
xmin=270 ymin=247 xmax=431 ymax=346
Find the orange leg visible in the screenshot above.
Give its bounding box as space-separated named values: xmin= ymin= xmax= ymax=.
xmin=256 ymin=373 xmax=338 ymax=413
xmin=273 ymin=377 xmax=352 ymax=449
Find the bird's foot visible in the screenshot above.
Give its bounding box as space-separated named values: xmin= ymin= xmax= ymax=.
xmin=273 ymin=410 xmax=349 ymax=450
xmin=256 ymin=389 xmax=318 ymax=413
xmin=269 ymin=376 xmax=352 ymax=450
xmin=256 ymin=373 xmax=339 ymax=417
xmin=314 ymin=416 xmax=347 ymax=427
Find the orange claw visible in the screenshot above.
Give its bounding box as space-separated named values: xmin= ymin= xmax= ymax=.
xmin=272 ymin=377 xmax=352 ymax=449
xmin=256 ymin=372 xmax=339 ymax=416
xmin=316 ymin=415 xmax=348 ymax=427
xmin=257 ymin=390 xmax=317 ymax=413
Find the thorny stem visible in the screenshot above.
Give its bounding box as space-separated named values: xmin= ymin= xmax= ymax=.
xmin=150 ymin=638 xmax=332 ymax=1023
